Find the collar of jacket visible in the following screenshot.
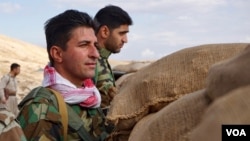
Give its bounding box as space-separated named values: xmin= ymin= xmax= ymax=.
xmin=98 ymin=47 xmax=112 ymax=59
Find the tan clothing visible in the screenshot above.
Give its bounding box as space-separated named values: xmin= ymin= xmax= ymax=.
xmin=0 ymin=74 xmax=19 ymax=117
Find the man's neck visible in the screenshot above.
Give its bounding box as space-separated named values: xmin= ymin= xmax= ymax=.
xmin=9 ymin=72 xmax=16 ymax=77
xmin=99 ymin=48 xmax=112 ymax=59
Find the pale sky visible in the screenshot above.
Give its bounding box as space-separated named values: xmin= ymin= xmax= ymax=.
xmin=0 ymin=0 xmax=249 ymax=61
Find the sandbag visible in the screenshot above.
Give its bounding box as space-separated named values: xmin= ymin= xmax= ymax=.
xmin=107 ymin=43 xmax=248 ymax=130
xmin=106 ymin=130 xmax=131 ymax=141
xmin=112 ymin=61 xmax=152 ymax=73
xmin=115 ymin=73 xmax=134 ymax=91
xmin=205 ymin=45 xmax=250 ymax=101
xmin=188 ymin=85 xmax=250 ymax=141
xmin=128 ymin=89 xmax=210 ymax=141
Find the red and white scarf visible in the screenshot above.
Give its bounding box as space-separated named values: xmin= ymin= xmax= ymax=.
xmin=42 ymin=64 xmax=101 ymax=108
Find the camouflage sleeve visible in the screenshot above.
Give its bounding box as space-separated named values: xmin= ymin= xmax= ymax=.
xmin=17 ymin=97 xmax=63 ymax=141
xmin=0 ymin=109 xmax=27 ymax=141
xmin=95 ymin=58 xmax=117 ymax=108
xmin=97 ymin=82 xmax=117 ymax=108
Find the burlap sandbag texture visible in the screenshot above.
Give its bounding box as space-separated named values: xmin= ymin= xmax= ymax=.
xmin=128 ymin=89 xmax=210 ymax=141
xmin=188 ymin=85 xmax=250 ymax=141
xmin=106 ymin=130 xmax=131 ymax=141
xmin=113 ymin=61 xmax=153 ymax=73
xmin=107 ymin=43 xmax=248 ymax=131
xmin=115 ymin=73 xmax=135 ymax=90
xmin=206 ymin=45 xmax=250 ymax=101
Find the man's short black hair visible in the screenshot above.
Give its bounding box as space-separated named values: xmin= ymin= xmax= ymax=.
xmin=94 ymin=5 xmax=133 ymax=32
xmin=10 ymin=63 xmax=20 ymax=71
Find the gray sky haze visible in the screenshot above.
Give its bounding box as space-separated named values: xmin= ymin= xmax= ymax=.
xmin=0 ymin=0 xmax=249 ymax=61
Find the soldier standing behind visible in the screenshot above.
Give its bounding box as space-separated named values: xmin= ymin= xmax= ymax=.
xmin=94 ymin=5 xmax=133 ymax=109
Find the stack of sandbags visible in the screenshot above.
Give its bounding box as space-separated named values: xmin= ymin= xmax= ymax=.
xmin=187 ymin=45 xmax=250 ymax=141
xmin=128 ymin=89 xmax=210 ymax=141
xmin=205 ymin=45 xmax=250 ymax=100
xmin=189 ymin=85 xmax=250 ymax=141
xmin=106 ymin=43 xmax=249 ymax=140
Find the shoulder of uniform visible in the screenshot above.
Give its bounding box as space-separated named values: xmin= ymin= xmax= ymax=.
xmin=18 ymin=86 xmax=57 ymax=109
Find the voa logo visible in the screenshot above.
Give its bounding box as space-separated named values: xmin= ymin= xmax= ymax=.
xmin=226 ymin=129 xmax=246 ymax=136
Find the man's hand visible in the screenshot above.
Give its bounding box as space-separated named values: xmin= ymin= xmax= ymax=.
xmin=0 ymin=96 xmax=7 ymax=104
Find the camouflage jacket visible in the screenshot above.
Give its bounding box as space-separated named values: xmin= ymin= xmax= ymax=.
xmin=0 ymin=109 xmax=27 ymax=141
xmin=94 ymin=48 xmax=117 ymax=108
xmin=17 ymin=87 xmax=108 ymax=141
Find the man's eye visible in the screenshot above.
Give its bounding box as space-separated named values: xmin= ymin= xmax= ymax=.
xmin=79 ymin=43 xmax=87 ymax=47
xmin=94 ymin=43 xmax=100 ymax=48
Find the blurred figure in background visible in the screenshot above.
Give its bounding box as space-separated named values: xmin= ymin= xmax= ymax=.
xmin=0 ymin=63 xmax=26 ymax=141
xmin=0 ymin=63 xmax=20 ymax=117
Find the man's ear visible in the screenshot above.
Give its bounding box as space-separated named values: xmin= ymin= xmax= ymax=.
xmin=50 ymin=46 xmax=63 ymax=63
xmin=99 ymin=25 xmax=110 ymax=38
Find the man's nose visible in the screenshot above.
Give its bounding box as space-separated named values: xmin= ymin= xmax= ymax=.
xmin=90 ymin=45 xmax=100 ymax=58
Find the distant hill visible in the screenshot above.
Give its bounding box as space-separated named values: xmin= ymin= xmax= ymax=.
xmin=0 ymin=34 xmax=130 ymax=101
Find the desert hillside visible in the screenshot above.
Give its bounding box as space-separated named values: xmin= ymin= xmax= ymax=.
xmin=0 ymin=34 xmax=49 ymax=101
xmin=0 ymin=34 xmax=130 ymax=102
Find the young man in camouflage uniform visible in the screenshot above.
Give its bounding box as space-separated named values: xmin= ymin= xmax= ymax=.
xmin=94 ymin=5 xmax=133 ymax=108
xmin=17 ymin=10 xmax=108 ymax=141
